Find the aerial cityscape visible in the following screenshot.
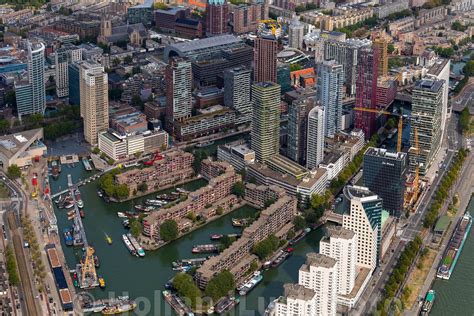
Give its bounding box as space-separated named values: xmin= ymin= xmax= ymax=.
xmin=0 ymin=0 xmax=473 ymax=315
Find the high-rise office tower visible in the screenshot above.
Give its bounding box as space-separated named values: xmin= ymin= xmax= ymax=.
xmin=342 ymin=185 xmax=383 ymax=271
xmin=15 ymin=41 xmax=46 ymax=117
xmin=165 ymin=58 xmax=192 ymax=132
xmin=224 ymin=66 xmax=251 ymax=123
xmin=80 ymin=62 xmax=109 ymax=145
xmin=287 ymin=94 xmax=314 ymax=165
xmin=316 ymin=60 xmax=344 ymax=138
xmin=306 ymin=106 xmax=325 ymax=169
xmin=372 ymin=37 xmax=388 ymax=77
xmin=55 ymin=44 xmax=82 ymax=98
xmin=363 ymin=147 xmax=407 ymax=217
xmin=206 ymin=0 xmax=229 ymax=36
xmin=320 ymin=227 xmax=357 ymax=296
xmin=251 ymin=82 xmax=281 ymax=162
xmin=288 ymin=16 xmax=304 ymax=50
xmin=254 ymin=35 xmax=278 ymax=83
xmin=275 ymin=284 xmax=318 ymax=316
xmin=324 ymin=38 xmax=371 ymax=96
xmin=68 ymin=62 xmax=82 ymax=106
xmin=298 ymin=253 xmax=338 ymax=316
xmin=355 ymin=46 xmax=379 ymax=138
xmin=409 ymin=79 xmax=443 ymax=175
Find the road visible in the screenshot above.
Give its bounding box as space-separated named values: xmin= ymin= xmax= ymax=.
xmin=1 ymin=175 xmax=41 ymax=316
xmin=360 ymin=113 xmax=463 ymax=314
xmin=451 ymin=78 xmax=474 ymax=114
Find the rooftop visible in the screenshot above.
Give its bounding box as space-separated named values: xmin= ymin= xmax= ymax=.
xmin=300 ymin=253 xmax=336 ymax=271
xmin=0 ymin=128 xmax=43 ymax=160
xmin=414 ymin=78 xmax=444 ymax=92
xmin=427 ymin=58 xmax=449 ymax=76
xmin=434 ymin=215 xmax=451 ymax=233
xmin=344 ymin=185 xmax=379 ymax=201
xmin=365 ymin=147 xmax=407 ymax=161
xmin=326 ymin=226 xmax=356 ymax=240
xmin=169 ymin=35 xmax=241 ymax=53
xmin=283 ymin=283 xmax=316 ymax=301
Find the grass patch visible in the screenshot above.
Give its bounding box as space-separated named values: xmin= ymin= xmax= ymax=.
xmin=0 ymin=183 xmax=10 ymax=198
xmin=403 ymin=249 xmax=437 ymax=309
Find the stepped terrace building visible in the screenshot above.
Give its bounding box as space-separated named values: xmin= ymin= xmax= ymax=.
xmin=143 ymin=161 xmax=240 ymax=239
xmin=195 ymin=194 xmax=297 ymax=288
xmin=114 ymin=149 xmax=194 ymax=196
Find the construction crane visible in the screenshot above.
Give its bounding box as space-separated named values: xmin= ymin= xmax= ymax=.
xmin=413 ymin=127 xmax=420 ymax=202
xmin=353 ymin=107 xmax=404 ymax=152
xmin=258 ymin=19 xmax=282 ymax=37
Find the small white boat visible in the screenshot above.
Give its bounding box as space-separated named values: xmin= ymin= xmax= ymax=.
xmin=117 ymin=212 xmax=127 ymax=218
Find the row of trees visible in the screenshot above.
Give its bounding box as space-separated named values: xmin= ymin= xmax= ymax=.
xmin=251 ymin=234 xmax=280 ymax=260
xmin=459 ymin=107 xmax=472 ymax=135
xmin=21 ymin=215 xmax=47 ymax=291
xmin=336 ymin=15 xmax=378 ymax=38
xmin=423 ymin=148 xmax=469 ymax=228
xmin=377 ymin=236 xmax=423 ymax=315
xmin=204 ymin=270 xmax=235 ymax=303
xmin=98 ymin=170 xmax=130 ymax=200
xmin=5 ymin=246 xmax=19 ymax=286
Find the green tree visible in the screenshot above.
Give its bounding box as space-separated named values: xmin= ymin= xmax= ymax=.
xmin=124 ymin=55 xmax=133 ymax=64
xmin=463 ymin=60 xmax=474 ymax=77
xmin=252 ymin=234 xmax=280 ymax=259
xmin=290 ymin=63 xmax=302 ymax=71
xmin=137 ymin=182 xmax=148 ymax=192
xmin=131 ymin=95 xmax=144 ymax=109
xmin=451 ymin=21 xmax=467 ymax=32
xmin=7 ymin=164 xmax=21 ymax=179
xmin=186 ymin=211 xmax=197 ymax=221
xmin=5 ymin=246 xmax=19 ymax=286
xmin=0 ymin=119 xmax=10 ymax=132
xmin=132 ymin=66 xmax=141 ymax=75
xmin=459 ymin=107 xmax=471 ymax=133
xmin=216 ymin=206 xmax=224 ymax=215
xmin=205 ymin=270 xmax=235 ymax=302
xmin=173 ymin=273 xmax=202 ymax=308
xmin=112 ymin=58 xmax=121 ymax=67
xmin=114 ymin=184 xmax=129 ymax=199
xmin=130 ymin=219 xmax=142 ymax=238
xmin=92 ymin=147 xmax=100 ymax=154
xmin=232 ymin=181 xmax=245 ymax=198
xmin=293 ymin=216 xmax=307 ymax=231
xmin=160 ymin=219 xmax=179 ymax=241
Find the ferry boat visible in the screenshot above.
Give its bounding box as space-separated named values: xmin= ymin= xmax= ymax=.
xmin=192 ymin=244 xmax=219 ymax=254
xmin=99 ymin=277 xmax=106 ymax=288
xmin=238 ymin=271 xmax=263 ymax=296
xmin=105 ymin=233 xmax=113 ymax=245
xmin=215 ymin=296 xmax=239 ymax=314
xmin=195 ymin=140 xmax=214 ymax=148
xmin=437 ymin=212 xmax=472 ymax=279
xmin=210 ymin=234 xmax=224 ymax=240
xmin=127 ymin=233 xmax=145 ymax=257
xmin=420 ymin=290 xmax=435 ymax=315
xmin=122 ymin=234 xmax=137 ymax=256
xmin=63 ymin=228 xmax=73 ymax=246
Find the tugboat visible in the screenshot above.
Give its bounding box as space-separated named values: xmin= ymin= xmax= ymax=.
xmin=51 ymin=160 xmax=60 ymax=179
xmin=101 ymin=297 xmax=137 ymax=315
xmin=63 ymin=228 xmax=73 ymax=246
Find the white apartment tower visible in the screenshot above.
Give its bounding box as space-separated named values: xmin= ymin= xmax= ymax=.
xmin=306 ymin=106 xmax=325 ymax=169
xmin=55 ymin=44 xmax=82 ymax=98
xmin=275 ymin=284 xmax=318 ymax=316
xmin=288 ymin=16 xmax=305 ymax=50
xmin=320 ymin=226 xmax=357 ymax=296
xmin=298 ymin=253 xmax=337 ymax=316
xmin=80 ymin=62 xmax=109 ymax=145
xmin=342 ymin=185 xmax=383 ymax=271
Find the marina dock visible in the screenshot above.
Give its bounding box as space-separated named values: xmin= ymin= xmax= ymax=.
xmin=82 ymin=157 xmax=93 ymax=171
xmin=60 ymin=154 xmax=79 ymax=165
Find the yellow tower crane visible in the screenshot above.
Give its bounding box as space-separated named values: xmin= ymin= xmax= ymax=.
xmin=353 ymin=107 xmax=403 ymax=152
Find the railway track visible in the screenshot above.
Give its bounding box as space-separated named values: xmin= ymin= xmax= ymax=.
xmin=7 ymin=210 xmax=40 ymax=316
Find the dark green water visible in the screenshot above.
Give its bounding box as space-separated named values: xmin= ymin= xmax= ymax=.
xmin=50 ymin=165 xmax=326 ymax=315
xmin=431 ymin=195 xmax=474 ymax=316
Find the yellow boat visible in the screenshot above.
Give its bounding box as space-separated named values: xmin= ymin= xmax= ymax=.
xmin=105 ymin=233 xmax=113 ymax=245
xmin=102 ymin=302 xmax=136 ymax=315
xmin=99 ymin=276 xmax=105 ymax=288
